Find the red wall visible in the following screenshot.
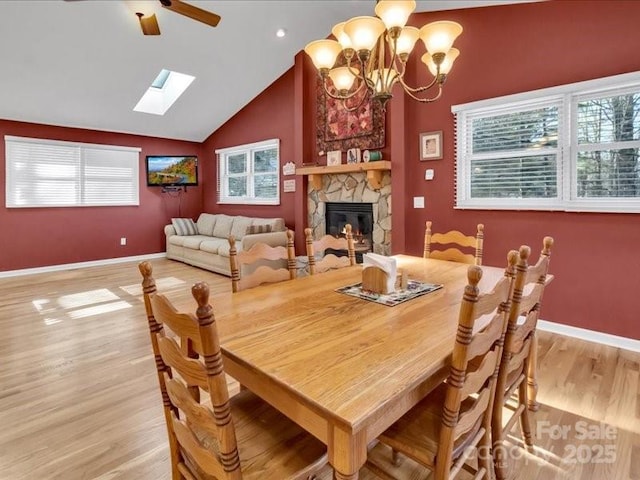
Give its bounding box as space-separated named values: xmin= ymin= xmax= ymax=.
xmin=201 ymin=68 xmax=296 ymax=229
xmin=3 ymin=1 xmax=639 ymax=340
xmin=400 ymin=0 xmax=640 ymax=338
xmin=0 ymin=120 xmax=204 ymax=271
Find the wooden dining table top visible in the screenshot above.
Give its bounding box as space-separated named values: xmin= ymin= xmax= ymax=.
xmin=196 ymin=256 xmax=507 ymax=433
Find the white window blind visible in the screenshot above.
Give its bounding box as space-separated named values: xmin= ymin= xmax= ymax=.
xmin=5 ymin=136 xmax=140 ymax=208
xmin=453 ymin=71 xmax=640 ymax=213
xmin=216 ymin=139 xmax=280 ymax=205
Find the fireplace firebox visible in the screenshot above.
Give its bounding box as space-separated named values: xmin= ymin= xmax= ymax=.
xmin=325 ymin=202 xmax=374 ymax=262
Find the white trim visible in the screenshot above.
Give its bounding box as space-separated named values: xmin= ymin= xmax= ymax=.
xmin=4 ymin=135 xmax=142 ymax=152
xmin=215 ymin=138 xmax=278 ymax=155
xmin=538 ymin=320 xmax=640 ymax=353
xmin=451 ymin=70 xmax=640 ymax=113
xmin=0 ymin=253 xmax=166 ymax=279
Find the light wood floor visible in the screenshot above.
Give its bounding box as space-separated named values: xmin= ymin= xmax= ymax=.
xmin=0 ymin=258 xmax=637 ymax=480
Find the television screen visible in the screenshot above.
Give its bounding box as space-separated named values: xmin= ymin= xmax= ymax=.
xmin=146 ymin=155 xmax=198 ymax=187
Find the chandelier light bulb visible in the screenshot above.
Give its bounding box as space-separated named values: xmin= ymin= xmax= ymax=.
xmin=331 ymin=22 xmax=352 ymax=50
xmin=422 ymin=48 xmax=460 ymax=76
xmin=304 ymin=39 xmax=342 ymax=71
xmin=395 ymin=26 xmax=420 ymax=57
xmin=374 ymin=0 xmax=416 ymax=30
xmin=328 ymin=67 xmax=359 ymax=92
xmin=420 ymin=20 xmax=463 ymax=54
xmin=343 ymin=16 xmax=386 ymax=52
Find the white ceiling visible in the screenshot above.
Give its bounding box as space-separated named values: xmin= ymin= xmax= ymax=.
xmin=0 ymin=0 xmax=534 ymax=142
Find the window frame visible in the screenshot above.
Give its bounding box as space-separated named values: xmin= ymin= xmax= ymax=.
xmin=5 ymin=135 xmax=140 ymax=208
xmin=216 ymin=138 xmax=280 ymax=206
xmin=453 ymin=71 xmax=640 ymax=213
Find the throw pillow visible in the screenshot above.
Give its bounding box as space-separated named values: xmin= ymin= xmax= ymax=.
xmin=246 ymin=224 xmax=272 ymax=235
xmin=171 ymin=218 xmax=198 ymax=236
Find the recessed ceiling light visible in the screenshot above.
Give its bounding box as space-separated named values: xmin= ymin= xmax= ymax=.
xmin=276 ymin=28 xmax=286 ymax=38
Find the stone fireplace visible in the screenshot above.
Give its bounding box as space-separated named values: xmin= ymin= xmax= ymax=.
xmin=307 ymin=171 xmax=391 ymax=255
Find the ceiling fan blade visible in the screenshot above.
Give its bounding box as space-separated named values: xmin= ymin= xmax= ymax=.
xmin=160 ymin=0 xmax=221 ymax=28
xmin=138 ymin=13 xmax=161 ymax=35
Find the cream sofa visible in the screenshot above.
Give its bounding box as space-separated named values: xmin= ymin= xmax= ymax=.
xmin=165 ymin=213 xmax=288 ymax=276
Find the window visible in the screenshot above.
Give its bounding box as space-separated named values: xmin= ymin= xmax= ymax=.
xmin=5 ymin=136 xmax=140 ymax=208
xmin=453 ymin=71 xmax=640 ymax=212
xmin=216 ymin=139 xmax=280 ymax=205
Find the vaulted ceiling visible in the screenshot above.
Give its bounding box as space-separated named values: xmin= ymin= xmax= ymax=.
xmin=0 ymin=1 xmax=535 ymax=142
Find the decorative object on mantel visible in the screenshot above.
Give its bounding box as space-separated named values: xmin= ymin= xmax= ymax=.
xmin=282 ymin=162 xmax=296 ymax=176
xmin=419 ymin=130 xmax=443 ymax=160
xmin=347 ymin=148 xmax=361 ymax=164
xmin=363 ymin=150 xmax=382 ymax=162
xmin=327 ymin=150 xmax=342 ymax=166
xmin=304 ymin=0 xmax=462 ymax=111
xmin=316 ymin=76 xmax=385 ymax=154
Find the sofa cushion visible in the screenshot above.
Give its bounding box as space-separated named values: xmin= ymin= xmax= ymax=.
xmin=212 ymin=214 xmax=234 ymax=238
xmin=200 ymin=238 xmax=228 ymax=254
xmin=196 ymin=214 xmax=217 ymax=236
xmin=168 ymin=236 xmax=189 ymax=247
xmin=217 ymin=240 xmax=233 ymax=258
xmin=182 ymin=235 xmax=211 ymax=249
xmin=229 ymin=216 xmax=254 ymax=240
xmin=172 ymin=218 xmax=198 ymax=236
xmin=246 ymin=224 xmax=272 ymax=235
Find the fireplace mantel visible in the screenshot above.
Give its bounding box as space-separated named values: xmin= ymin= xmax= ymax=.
xmin=296 ymin=161 xmax=391 ymax=190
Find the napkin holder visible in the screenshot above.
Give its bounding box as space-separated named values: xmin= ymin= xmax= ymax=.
xmin=362 ymin=266 xmax=391 ymax=294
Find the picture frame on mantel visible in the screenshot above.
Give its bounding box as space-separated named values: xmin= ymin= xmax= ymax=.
xmin=419 ymin=131 xmax=443 ymax=161
xmin=327 ymin=150 xmax=342 ymax=166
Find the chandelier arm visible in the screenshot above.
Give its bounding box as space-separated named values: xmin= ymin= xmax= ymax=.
xmin=397 ymin=71 xmax=440 ymax=94
xmin=401 ymin=83 xmax=444 ymax=103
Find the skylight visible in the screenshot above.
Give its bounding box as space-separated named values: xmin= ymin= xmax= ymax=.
xmin=134 ymin=69 xmax=195 ymax=115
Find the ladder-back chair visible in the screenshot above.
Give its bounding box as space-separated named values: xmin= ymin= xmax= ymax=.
xmin=492 ymin=237 xmax=553 ymax=480
xmin=366 ymin=251 xmax=518 ymax=480
xmin=138 ymin=261 xmax=327 ymax=480
xmin=228 ymin=229 xmax=296 ymax=292
xmin=424 ymin=221 xmax=484 ymax=265
xmin=305 ymin=224 xmax=356 ymax=275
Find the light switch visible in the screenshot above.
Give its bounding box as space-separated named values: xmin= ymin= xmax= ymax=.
xmin=413 ymin=196 xmax=425 ymax=208
xmin=425 ymin=169 xmax=435 ymax=180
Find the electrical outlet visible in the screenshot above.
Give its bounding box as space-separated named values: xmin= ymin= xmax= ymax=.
xmin=413 ymin=196 xmax=425 ymax=208
xmin=120 ymin=237 xmax=127 ymax=246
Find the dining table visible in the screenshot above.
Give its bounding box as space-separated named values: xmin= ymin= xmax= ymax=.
xmin=175 ymin=254 xmax=513 ymax=479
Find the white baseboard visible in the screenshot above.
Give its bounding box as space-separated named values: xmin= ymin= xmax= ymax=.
xmin=538 ymin=320 xmax=640 ymax=353
xmin=0 ymin=253 xmax=167 ymax=279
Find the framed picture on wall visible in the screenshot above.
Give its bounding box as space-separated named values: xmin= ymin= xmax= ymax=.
xmin=419 ymin=131 xmax=443 ymax=160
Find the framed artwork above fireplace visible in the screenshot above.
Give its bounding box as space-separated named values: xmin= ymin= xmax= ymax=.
xmin=316 ymin=78 xmax=385 ymax=154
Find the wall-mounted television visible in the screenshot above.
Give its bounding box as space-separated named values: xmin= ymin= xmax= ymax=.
xmin=146 ymin=155 xmax=198 ymax=187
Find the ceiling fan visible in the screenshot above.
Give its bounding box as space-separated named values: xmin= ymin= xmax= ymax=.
xmin=66 ymin=0 xmax=221 ymax=36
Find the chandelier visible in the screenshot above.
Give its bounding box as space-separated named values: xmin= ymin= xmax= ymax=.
xmin=304 ymin=0 xmax=462 ymax=110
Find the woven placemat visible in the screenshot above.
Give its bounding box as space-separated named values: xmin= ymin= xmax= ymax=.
xmin=336 ymin=280 xmax=443 ymax=307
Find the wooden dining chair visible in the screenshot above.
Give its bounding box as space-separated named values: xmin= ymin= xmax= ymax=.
xmin=228 ymin=229 xmax=296 ymax=292
xmin=138 ymin=261 xmax=327 ymax=480
xmin=492 ymin=237 xmax=553 ymax=480
xmin=423 ymin=221 xmax=484 ymax=265
xmin=366 ymin=251 xmax=518 ymax=480
xmin=305 ymin=224 xmax=356 ymax=275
